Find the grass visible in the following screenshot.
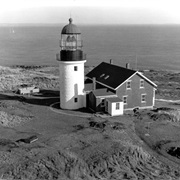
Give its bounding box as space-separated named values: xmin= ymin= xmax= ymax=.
xmin=135 ymin=108 xmax=180 ymax=170
xmin=2 ymin=142 xmax=180 ymax=180
xmin=144 ymin=70 xmax=180 ymax=100
xmin=0 ymin=66 xmax=180 ymax=179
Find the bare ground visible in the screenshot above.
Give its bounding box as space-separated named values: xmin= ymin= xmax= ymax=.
xmin=0 ymin=66 xmax=180 ymax=179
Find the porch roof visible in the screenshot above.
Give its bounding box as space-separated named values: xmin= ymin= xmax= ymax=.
xmin=92 ymin=88 xmax=116 ymax=98
xmin=106 ymin=97 xmax=122 ymax=103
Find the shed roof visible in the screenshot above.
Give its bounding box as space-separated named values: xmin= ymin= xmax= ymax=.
xmin=86 ymin=62 xmax=157 ymax=90
xmin=106 ymin=97 xmax=122 ymax=103
xmin=92 ymin=88 xmax=116 ymax=98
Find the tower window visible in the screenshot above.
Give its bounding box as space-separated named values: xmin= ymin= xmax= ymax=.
xmin=74 ymin=66 xmax=78 ymax=71
xmin=74 ymin=98 xmax=78 ymax=103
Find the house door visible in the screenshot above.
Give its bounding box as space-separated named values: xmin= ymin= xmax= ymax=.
xmin=105 ymin=101 xmax=108 ymax=112
xmin=86 ymin=93 xmax=89 ymax=107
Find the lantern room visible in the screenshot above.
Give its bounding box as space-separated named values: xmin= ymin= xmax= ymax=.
xmin=58 ymin=18 xmax=86 ymax=61
xmin=61 ymin=18 xmax=82 ymax=51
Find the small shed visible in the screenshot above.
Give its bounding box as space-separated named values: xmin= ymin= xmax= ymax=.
xmin=105 ymin=97 xmax=123 ymax=116
xmin=17 ymin=85 xmax=39 ymax=95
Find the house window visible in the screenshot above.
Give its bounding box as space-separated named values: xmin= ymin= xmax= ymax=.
xmin=116 ymin=103 xmax=120 ymax=110
xmin=141 ymin=94 xmax=146 ymax=103
xmin=140 ymin=79 xmax=144 ymax=88
xmin=126 ymin=81 xmax=131 ymax=89
xmin=74 ymin=66 xmax=78 ymax=71
xmin=123 ymin=96 xmax=128 ymax=105
xmin=74 ymin=98 xmax=78 ymax=103
xmin=101 ymin=99 xmax=105 ymax=107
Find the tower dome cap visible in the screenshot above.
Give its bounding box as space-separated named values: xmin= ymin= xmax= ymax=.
xmin=61 ymin=18 xmax=81 ymax=34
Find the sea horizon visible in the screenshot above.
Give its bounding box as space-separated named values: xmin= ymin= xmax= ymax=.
xmin=1 ymin=23 xmax=180 ymax=27
xmin=1 ymin=24 xmax=180 ymax=71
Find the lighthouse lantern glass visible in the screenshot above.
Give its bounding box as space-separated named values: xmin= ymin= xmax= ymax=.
xmin=61 ymin=34 xmax=82 ymax=51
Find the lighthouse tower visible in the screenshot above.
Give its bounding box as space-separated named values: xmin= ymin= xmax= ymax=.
xmin=56 ymin=18 xmax=86 ymax=109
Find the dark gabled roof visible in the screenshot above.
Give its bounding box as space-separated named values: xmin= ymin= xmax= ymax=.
xmin=106 ymin=97 xmax=122 ymax=103
xmin=86 ymin=62 xmax=136 ymax=89
xmin=86 ymin=62 xmax=157 ymax=90
xmin=92 ymin=88 xmax=116 ymax=98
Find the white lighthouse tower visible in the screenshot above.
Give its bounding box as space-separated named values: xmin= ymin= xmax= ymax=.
xmin=56 ymin=18 xmax=86 ymax=109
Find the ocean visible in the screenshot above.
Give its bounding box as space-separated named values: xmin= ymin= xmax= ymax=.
xmin=0 ymin=24 xmax=180 ymax=71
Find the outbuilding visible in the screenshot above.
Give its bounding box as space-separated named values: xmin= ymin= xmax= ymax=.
xmin=17 ymin=85 xmax=39 ymax=95
xmin=86 ymin=88 xmax=124 ymax=116
xmin=105 ymin=97 xmax=123 ymax=116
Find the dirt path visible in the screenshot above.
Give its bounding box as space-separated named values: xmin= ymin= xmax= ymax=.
xmin=156 ymin=98 xmax=180 ymax=103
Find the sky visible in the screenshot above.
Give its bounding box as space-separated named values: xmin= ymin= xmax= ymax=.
xmin=1 ymin=0 xmax=180 ymax=24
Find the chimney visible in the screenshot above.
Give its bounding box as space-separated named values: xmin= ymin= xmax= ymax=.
xmin=110 ymin=59 xmax=113 ymax=64
xmin=126 ymin=63 xmax=130 ymax=69
xmin=92 ymin=77 xmax=96 ymax=90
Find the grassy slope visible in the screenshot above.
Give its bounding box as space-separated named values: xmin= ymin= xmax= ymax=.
xmin=143 ymin=69 xmax=180 ymax=100
xmin=0 ymin=66 xmax=180 ymax=179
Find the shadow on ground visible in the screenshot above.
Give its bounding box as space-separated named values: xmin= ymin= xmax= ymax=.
xmin=0 ymin=91 xmax=93 ymax=115
xmin=51 ymin=102 xmax=93 ymax=114
xmin=0 ymin=90 xmax=60 ymax=107
xmin=32 ymin=89 xmax=59 ymax=98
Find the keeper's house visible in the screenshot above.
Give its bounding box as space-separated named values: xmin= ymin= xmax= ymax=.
xmin=85 ymin=62 xmax=157 ymax=113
